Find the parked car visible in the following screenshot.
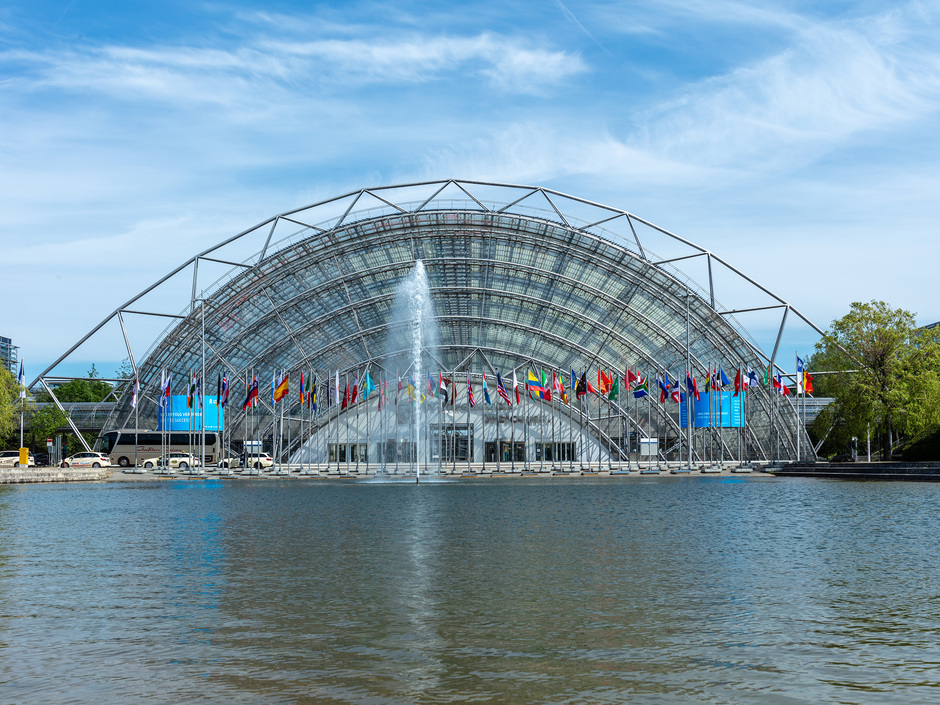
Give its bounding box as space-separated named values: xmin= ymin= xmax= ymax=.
xmin=0 ymin=450 xmax=35 ymax=467
xmin=61 ymin=451 xmax=110 ymax=468
xmin=243 ymin=452 xmax=274 ymax=469
xmin=33 ymin=452 xmax=49 ymax=466
xmin=217 ymin=456 xmax=241 ymax=469
xmin=141 ymin=452 xmax=200 ymax=470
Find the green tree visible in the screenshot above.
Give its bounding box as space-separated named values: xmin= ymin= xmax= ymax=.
xmin=811 ymin=301 xmax=940 ymax=459
xmin=26 ymin=405 xmax=68 ymax=451
xmin=35 ymin=366 xmax=113 ymax=404
xmin=0 ymin=367 xmax=21 ymax=440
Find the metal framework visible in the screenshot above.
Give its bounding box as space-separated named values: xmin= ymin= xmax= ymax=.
xmin=33 ymin=180 xmax=821 ymax=462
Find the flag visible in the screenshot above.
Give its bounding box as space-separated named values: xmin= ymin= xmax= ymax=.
xmin=657 ymin=371 xmax=669 ymax=403
xmin=773 ymin=373 xmax=791 ymax=396
xmin=747 ymin=367 xmax=760 ymax=388
xmin=541 ymin=369 xmax=552 ymax=402
xmin=733 ymin=368 xmax=743 ymax=397
xmin=335 ymin=370 xmax=340 ymax=409
xmin=197 ymin=375 xmax=203 ymax=409
xmin=351 ymin=376 xmax=359 ymax=405
xmin=467 ymin=373 xmax=475 ymax=407
xmin=608 ymin=374 xmax=619 ymax=401
xmin=704 ymin=370 xmax=712 ymax=394
xmin=670 ymin=376 xmax=681 ymax=403
xmin=804 ymin=370 xmax=814 ymax=394
xmin=130 ymin=376 xmax=139 ymax=408
xmin=527 ymin=370 xmax=548 ymax=400
xmin=17 ymin=361 xmax=25 ymax=398
xmin=598 ymin=368 xmax=612 ymax=396
xmin=686 ymin=371 xmax=700 ymax=401
xmin=574 ymin=372 xmax=587 ymax=399
xmin=241 ymin=376 xmax=258 ymax=410
xmin=341 ymin=376 xmax=349 ymax=410
xmin=299 ymin=370 xmax=305 ymax=405
xmin=396 ymin=371 xmax=402 ymax=406
xmin=482 ymin=371 xmax=491 ymax=404
xmin=162 ymin=369 xmax=171 ymax=401
xmin=496 ymin=371 xmax=512 ymax=405
xmin=271 ymin=369 xmax=278 ymax=404
xmin=633 ymin=374 xmax=650 ymax=398
xmin=719 ymin=366 xmax=731 ymax=389
xmin=274 ymin=371 xmax=289 ymax=402
xmin=796 ymin=356 xmax=805 ymax=394
xmin=364 ymin=373 xmax=376 ymax=399
xmin=626 ymin=368 xmax=639 ymax=392
xmin=187 ymin=371 xmax=195 ymax=409
xmin=513 ymin=370 xmax=520 ymax=404
xmin=311 ymin=377 xmax=317 ymax=410
xmin=221 ymin=373 xmax=229 ymax=407
xmin=558 ymin=371 xmax=568 ymax=404
xmin=439 ymin=373 xmax=449 ymax=405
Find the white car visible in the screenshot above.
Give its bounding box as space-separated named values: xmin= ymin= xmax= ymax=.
xmin=244 ymin=453 xmax=274 ymax=469
xmin=61 ymin=451 xmax=110 ymax=469
xmin=141 ymin=452 xmax=200 ymax=470
xmin=0 ymin=450 xmax=35 ymax=467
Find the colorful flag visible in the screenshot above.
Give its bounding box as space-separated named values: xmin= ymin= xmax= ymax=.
xmin=513 ymin=370 xmax=520 ymax=404
xmin=598 ymin=368 xmax=612 ymax=396
xmin=657 ymin=371 xmax=669 ymax=403
xmin=608 ymin=374 xmax=619 ymax=401
xmin=17 ymin=361 xmax=25 ymax=398
xmin=527 ymin=370 xmax=548 ymax=400
xmin=670 ymin=376 xmax=681 ymax=403
xmin=576 ymin=371 xmax=587 ymax=399
xmin=187 ymin=371 xmax=195 ymax=409
xmin=733 ymin=368 xmax=743 ymax=397
xmin=351 ymin=376 xmax=359 ymax=405
xmin=747 ymin=367 xmax=760 ymax=388
xmin=633 ymin=374 xmax=650 ymax=398
xmin=439 ymin=373 xmax=449 ymax=405
xmin=363 ymin=373 xmax=376 ymax=399
xmin=221 ymin=373 xmax=229 ymax=407
xmin=241 ymin=376 xmax=258 ymax=410
xmin=396 ymin=371 xmax=402 ymax=406
xmin=686 ymin=371 xmax=700 ymax=401
xmin=496 ymin=371 xmax=512 ymax=405
xmin=310 ymin=377 xmax=317 ymax=410
xmin=299 ymin=370 xmax=305 ymax=405
xmin=541 ymin=369 xmax=552 ymax=402
xmin=341 ymin=376 xmax=349 ymax=410
xmin=558 ymin=371 xmax=568 ymax=404
xmin=274 ymin=371 xmax=290 ymax=402
xmin=718 ymin=366 xmax=731 ymax=389
xmin=796 ymin=356 xmax=805 ymax=394
xmin=773 ymin=373 xmax=791 ymax=396
xmin=482 ymin=371 xmax=491 ymax=404
xmin=804 ymin=370 xmax=814 ymax=394
xmin=467 ymin=373 xmax=476 ymax=407
xmin=626 ymin=368 xmax=638 ymax=392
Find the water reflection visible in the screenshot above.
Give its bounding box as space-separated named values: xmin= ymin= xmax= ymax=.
xmin=0 ymin=478 xmax=938 ymax=703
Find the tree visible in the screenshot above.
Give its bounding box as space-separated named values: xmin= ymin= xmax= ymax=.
xmin=35 ymin=366 xmax=113 ymax=404
xmin=0 ymin=367 xmax=20 ymax=440
xmin=811 ymin=301 xmax=940 ymax=459
xmin=26 ymin=405 xmax=68 ymax=451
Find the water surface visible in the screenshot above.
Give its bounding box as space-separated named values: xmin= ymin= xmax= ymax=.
xmin=1 ymin=477 xmax=938 ymax=704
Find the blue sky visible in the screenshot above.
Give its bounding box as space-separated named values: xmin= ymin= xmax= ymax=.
xmin=4 ymin=0 xmax=940 ymax=380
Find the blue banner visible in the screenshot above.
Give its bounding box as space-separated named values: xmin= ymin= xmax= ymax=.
xmin=157 ymin=395 xmax=223 ymax=431
xmin=679 ymin=391 xmax=745 ymax=428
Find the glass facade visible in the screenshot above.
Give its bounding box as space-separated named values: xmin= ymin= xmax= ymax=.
xmin=89 ymin=182 xmax=811 ymax=464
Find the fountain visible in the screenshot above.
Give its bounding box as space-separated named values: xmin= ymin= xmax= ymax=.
xmin=386 ymin=260 xmax=441 ymax=482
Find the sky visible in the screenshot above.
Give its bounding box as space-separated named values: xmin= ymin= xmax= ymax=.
xmin=3 ymin=0 xmax=940 ymax=382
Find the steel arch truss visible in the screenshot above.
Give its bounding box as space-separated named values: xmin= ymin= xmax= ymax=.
xmin=36 ymin=180 xmax=819 ymax=461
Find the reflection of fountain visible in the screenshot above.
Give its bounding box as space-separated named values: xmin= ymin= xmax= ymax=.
xmin=387 ymin=261 xmax=440 ymax=481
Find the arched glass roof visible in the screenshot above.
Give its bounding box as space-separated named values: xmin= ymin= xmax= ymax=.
xmin=38 ymin=180 xmax=821 ymax=461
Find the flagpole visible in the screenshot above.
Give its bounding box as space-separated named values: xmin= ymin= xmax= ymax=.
xmin=551 ymin=373 xmax=557 ymax=471
xmin=482 ymin=374 xmax=487 ymax=474
xmin=466 ymin=372 xmax=471 ymax=475
xmin=510 ymin=372 xmax=516 ymax=473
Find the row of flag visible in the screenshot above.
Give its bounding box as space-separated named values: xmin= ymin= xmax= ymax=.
xmin=149 ymin=359 xmax=815 ymax=415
